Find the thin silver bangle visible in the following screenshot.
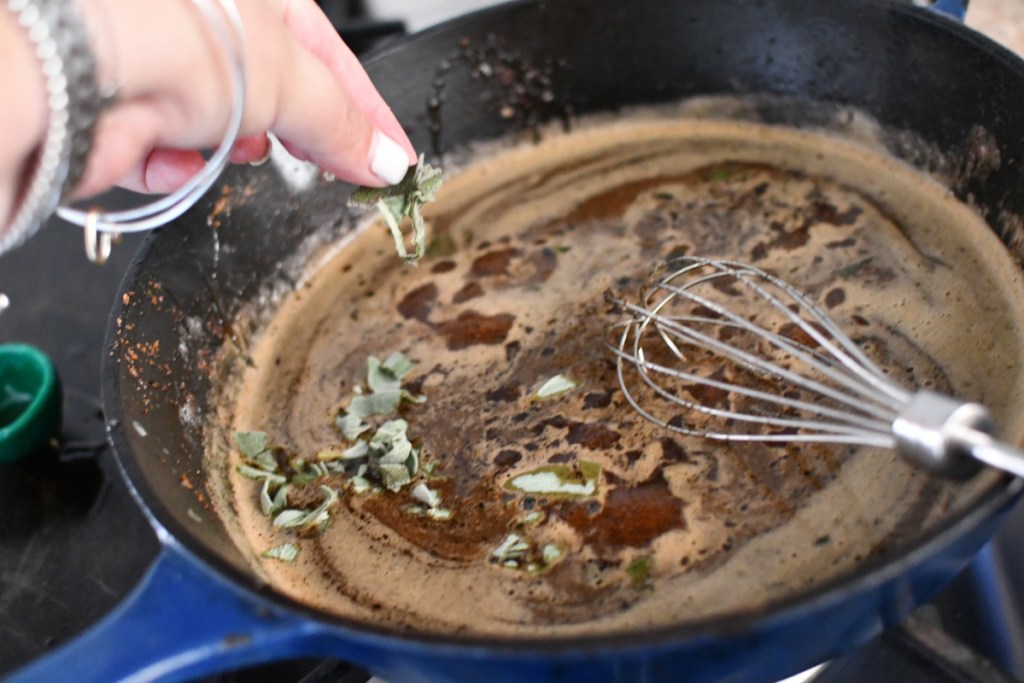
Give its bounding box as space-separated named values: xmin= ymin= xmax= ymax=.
xmin=56 ymin=0 xmax=247 ymax=263
xmin=0 ymin=0 xmax=105 ymax=255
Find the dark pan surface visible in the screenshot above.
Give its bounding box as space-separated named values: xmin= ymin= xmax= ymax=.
xmin=105 ymin=0 xmax=1024 ymax=649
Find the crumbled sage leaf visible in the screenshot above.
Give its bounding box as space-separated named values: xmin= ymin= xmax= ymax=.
xmin=428 ymin=507 xmax=452 ymax=521
xmin=412 ymin=482 xmax=441 ymax=509
xmin=367 ymin=352 xmax=415 ymax=393
xmin=348 ymin=156 xmax=443 ymax=264
xmin=838 ymin=257 xmax=873 ymax=280
xmin=406 ymin=502 xmax=452 ymax=521
xmin=272 ymin=483 xmax=291 ymax=514
xmin=492 ymin=534 xmax=530 ymax=562
xmin=235 ymin=431 xmax=279 ymax=472
xmin=708 ymin=166 xmax=732 ymax=182
xmin=336 ymin=412 xmax=371 ymax=440
xmin=521 ymin=510 xmax=544 ymax=525
xmin=235 ymin=431 xmax=269 ymax=459
xmin=350 ymin=475 xmax=372 ymax=493
xmin=273 ymin=486 xmax=339 ymax=533
xmin=505 ymin=461 xmax=601 ymax=498
xmin=261 ymin=543 xmax=299 ymax=562
xmin=368 ymin=419 xmax=418 ymax=492
xmin=535 ymin=374 xmax=580 ymax=399
xmin=318 ymin=441 xmax=369 ymax=461
xmin=290 ymin=472 xmax=319 ymax=486
xmin=348 ymin=391 xmax=402 ymax=419
xmin=273 ymin=509 xmax=307 ymax=528
xmin=627 ymin=556 xmax=653 ymax=590
xmin=259 ymin=478 xmax=276 ymax=516
xmin=541 ymin=544 xmax=563 ymax=565
xmin=323 ymin=461 xmax=347 ymax=475
xmin=237 ymin=465 xmax=286 ymax=485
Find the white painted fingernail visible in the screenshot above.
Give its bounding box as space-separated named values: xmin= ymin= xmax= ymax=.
xmin=370 ymin=131 xmax=410 ymax=185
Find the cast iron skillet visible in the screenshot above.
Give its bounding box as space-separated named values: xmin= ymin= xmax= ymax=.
xmin=13 ymin=0 xmax=1024 ymax=681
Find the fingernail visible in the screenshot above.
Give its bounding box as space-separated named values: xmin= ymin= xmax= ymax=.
xmin=370 ymin=131 xmax=410 ymax=185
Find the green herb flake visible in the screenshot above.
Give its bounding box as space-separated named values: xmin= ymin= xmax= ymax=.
xmin=535 ymin=374 xmax=580 ymax=399
xmin=235 ymin=431 xmax=269 ymax=459
xmin=627 ymin=556 xmax=654 ymax=590
xmin=234 ymin=431 xmax=279 ymax=472
xmin=541 ymin=544 xmax=563 ymax=565
xmin=348 ymin=156 xmax=443 ymax=264
xmin=412 ymin=482 xmax=441 ymax=509
xmin=348 ymin=391 xmax=402 ymax=419
xmin=428 ymin=507 xmax=452 ymax=521
xmin=708 ymin=166 xmax=732 ymax=182
xmin=336 ymin=412 xmax=371 ymax=440
xmin=273 ymin=486 xmax=339 ymax=533
xmin=318 ymin=441 xmax=369 ymax=462
xmin=237 ymin=465 xmax=286 ymax=485
xmin=368 ymin=419 xmax=418 ymax=492
xmin=838 ymin=257 xmax=874 ymax=280
xmin=492 ymin=534 xmax=530 ymax=563
xmin=350 ymin=475 xmax=372 ymax=493
xmin=261 ymin=543 xmax=299 ymax=562
xmin=367 ymin=352 xmax=415 ymax=393
xmin=521 ymin=510 xmax=544 ymax=526
xmin=505 ymin=461 xmax=601 ymax=498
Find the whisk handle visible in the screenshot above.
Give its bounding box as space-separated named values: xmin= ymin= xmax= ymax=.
xmin=950 ymin=428 xmax=1024 ymax=480
xmin=894 ymin=391 xmax=1024 ymax=479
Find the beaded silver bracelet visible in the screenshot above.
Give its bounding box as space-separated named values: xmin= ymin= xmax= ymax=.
xmin=57 ymin=0 xmax=247 ymax=264
xmin=0 ymin=0 xmax=105 ymax=255
xmin=1 ymin=0 xmax=246 ymax=264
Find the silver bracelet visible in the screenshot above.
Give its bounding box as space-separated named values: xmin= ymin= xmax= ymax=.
xmin=0 ymin=0 xmax=105 ymax=255
xmin=57 ymin=0 xmax=246 ymax=264
xmin=1 ymin=0 xmax=246 ymax=264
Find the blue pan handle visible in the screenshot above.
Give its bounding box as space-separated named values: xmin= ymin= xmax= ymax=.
xmin=927 ymin=0 xmax=968 ymax=22
xmin=8 ymin=543 xmax=326 ymax=683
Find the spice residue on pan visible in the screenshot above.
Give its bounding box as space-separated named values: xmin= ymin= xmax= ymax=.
xmin=213 ymin=116 xmax=1024 ymax=638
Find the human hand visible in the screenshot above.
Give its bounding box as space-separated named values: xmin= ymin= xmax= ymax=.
xmin=5 ymin=0 xmax=416 ymax=211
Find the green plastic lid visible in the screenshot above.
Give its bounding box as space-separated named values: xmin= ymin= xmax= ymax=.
xmin=0 ymin=344 xmax=62 ymax=462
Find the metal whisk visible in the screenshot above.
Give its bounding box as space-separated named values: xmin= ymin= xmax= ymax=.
xmin=606 ymin=256 xmax=1024 ymax=479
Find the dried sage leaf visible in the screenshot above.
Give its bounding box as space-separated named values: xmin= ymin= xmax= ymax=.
xmin=348 ymin=391 xmax=402 ymax=419
xmin=504 ymin=461 xmax=601 ymax=498
xmin=261 ymin=543 xmax=299 ymax=562
xmin=348 ymin=157 xmax=443 ymax=264
xmin=234 ymin=431 xmax=269 ymax=459
xmin=492 ymin=534 xmax=530 ymax=563
xmin=336 ymin=411 xmax=372 ymax=440
xmin=535 ymin=374 xmax=580 ymax=399
xmin=411 ymin=482 xmax=441 ymax=509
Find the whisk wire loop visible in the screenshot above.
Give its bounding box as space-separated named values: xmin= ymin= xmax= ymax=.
xmin=637 ymin=283 xmax=904 ymax=420
xmin=724 ymin=260 xmax=912 ymax=405
xmin=610 ymin=256 xmax=1024 ymax=479
xmin=612 ymin=314 xmax=898 ymax=445
xmin=659 ymin=259 xmax=911 ymax=409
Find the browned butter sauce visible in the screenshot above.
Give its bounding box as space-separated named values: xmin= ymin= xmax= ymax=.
xmin=213 ymin=115 xmax=1024 ymax=638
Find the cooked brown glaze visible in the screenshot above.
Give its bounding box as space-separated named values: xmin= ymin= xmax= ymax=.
xmin=212 ymin=117 xmax=1024 ymax=638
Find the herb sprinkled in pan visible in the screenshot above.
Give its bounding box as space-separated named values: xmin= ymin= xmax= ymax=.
xmin=349 ymin=156 xmax=443 ymax=264
xmin=235 ymin=351 xmax=442 ymax=559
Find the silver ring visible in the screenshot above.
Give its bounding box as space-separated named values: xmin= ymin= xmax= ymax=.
xmin=57 ymin=0 xmax=246 ymax=237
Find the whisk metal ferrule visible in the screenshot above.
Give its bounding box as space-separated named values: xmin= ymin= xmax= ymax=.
xmin=892 ymin=391 xmax=990 ymax=478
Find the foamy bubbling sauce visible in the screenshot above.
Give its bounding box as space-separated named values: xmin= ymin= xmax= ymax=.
xmin=209 ymin=115 xmax=1024 ymax=638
